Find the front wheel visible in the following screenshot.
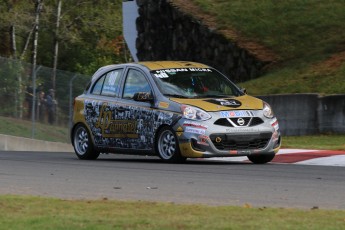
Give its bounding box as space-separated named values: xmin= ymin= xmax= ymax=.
xmin=247 ymin=153 xmax=275 ymax=164
xmin=72 ymin=124 xmax=100 ymax=160
xmin=156 ymin=127 xmax=186 ymax=163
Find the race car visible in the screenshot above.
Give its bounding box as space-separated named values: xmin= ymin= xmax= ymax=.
xmin=71 ymin=61 xmax=281 ymax=163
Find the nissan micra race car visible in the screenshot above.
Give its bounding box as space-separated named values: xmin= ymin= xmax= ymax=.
xmin=71 ymin=61 xmax=281 ymax=163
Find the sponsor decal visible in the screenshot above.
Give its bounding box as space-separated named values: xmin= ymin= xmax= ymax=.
xmin=270 ymin=118 xmax=279 ymax=131
xmin=220 ymin=110 xmax=254 ymax=118
xmin=185 ymin=127 xmax=206 ymax=135
xmin=188 ymin=68 xmax=212 ymax=72
xmin=197 ymin=135 xmax=210 ymax=146
xmin=153 ymin=68 xmax=212 ymax=78
xmin=84 ymin=100 xmax=176 ymax=150
xmin=183 ymin=121 xmax=208 ymax=129
xmin=205 ymin=98 xmax=242 ymax=108
xmin=158 ymin=101 xmax=170 ymax=109
xmin=95 ymin=104 xmax=138 ymax=138
xmin=226 ymin=128 xmax=260 ymax=133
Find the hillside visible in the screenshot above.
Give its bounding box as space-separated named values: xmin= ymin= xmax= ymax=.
xmin=172 ymin=0 xmax=345 ymax=95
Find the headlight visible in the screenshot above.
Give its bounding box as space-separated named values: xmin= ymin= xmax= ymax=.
xmin=263 ymin=102 xmax=274 ymax=118
xmin=181 ymin=105 xmax=211 ymax=121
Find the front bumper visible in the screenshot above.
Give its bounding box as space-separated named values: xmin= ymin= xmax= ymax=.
xmin=174 ymin=117 xmax=281 ymax=158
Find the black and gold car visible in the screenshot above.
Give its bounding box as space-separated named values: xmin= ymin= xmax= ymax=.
xmin=71 ymin=61 xmax=281 ymax=163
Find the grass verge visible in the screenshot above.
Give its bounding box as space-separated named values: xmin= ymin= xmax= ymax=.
xmin=0 ymin=116 xmax=69 ymax=143
xmin=283 ymin=134 xmax=345 ymax=150
xmin=0 ymin=195 xmax=345 ymax=230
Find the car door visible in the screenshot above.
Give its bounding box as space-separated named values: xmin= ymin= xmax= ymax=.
xmin=114 ymin=68 xmax=157 ymax=150
xmin=83 ymin=68 xmax=123 ymax=147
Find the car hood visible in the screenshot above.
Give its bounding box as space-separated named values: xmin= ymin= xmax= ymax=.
xmin=169 ymin=95 xmax=263 ymax=111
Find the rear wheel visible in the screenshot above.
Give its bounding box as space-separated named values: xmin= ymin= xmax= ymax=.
xmin=156 ymin=127 xmax=186 ymax=163
xmin=73 ymin=124 xmax=100 ymax=160
xmin=247 ymin=153 xmax=275 ymax=164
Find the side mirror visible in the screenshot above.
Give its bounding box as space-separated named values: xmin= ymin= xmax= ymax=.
xmin=241 ymin=88 xmax=247 ymax=94
xmin=133 ymin=92 xmax=154 ymax=102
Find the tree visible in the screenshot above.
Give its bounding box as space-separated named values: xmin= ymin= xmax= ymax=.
xmin=0 ymin=0 xmax=129 ymax=119
xmin=31 ymin=0 xmax=44 ymax=126
xmin=0 ymin=0 xmax=37 ymax=118
xmin=52 ymin=0 xmax=61 ymax=92
xmin=1 ymin=0 xmax=128 ymax=73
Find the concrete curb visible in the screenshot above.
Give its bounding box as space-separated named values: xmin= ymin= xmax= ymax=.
xmin=0 ymin=134 xmax=73 ymax=152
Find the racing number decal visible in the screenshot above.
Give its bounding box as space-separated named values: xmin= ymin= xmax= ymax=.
xmin=205 ymin=99 xmax=242 ymax=108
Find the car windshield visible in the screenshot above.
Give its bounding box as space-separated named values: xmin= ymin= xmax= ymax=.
xmin=151 ymin=67 xmax=243 ymax=98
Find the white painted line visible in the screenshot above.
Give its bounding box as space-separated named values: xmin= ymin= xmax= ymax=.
xmin=277 ymin=149 xmax=321 ymax=154
xmin=294 ymin=155 xmax=345 ymax=167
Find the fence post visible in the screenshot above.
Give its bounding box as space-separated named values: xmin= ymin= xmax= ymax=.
xmin=31 ymin=65 xmax=42 ymax=139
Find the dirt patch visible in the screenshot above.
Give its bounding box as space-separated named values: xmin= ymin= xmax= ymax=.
xmin=311 ymin=51 xmax=345 ymax=73
xmin=169 ymin=0 xmax=280 ymax=63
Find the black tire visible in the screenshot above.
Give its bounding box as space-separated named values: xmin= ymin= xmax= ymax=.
xmin=247 ymin=153 xmax=275 ymax=164
xmin=155 ymin=127 xmax=186 ymax=163
xmin=72 ymin=124 xmax=100 ymax=160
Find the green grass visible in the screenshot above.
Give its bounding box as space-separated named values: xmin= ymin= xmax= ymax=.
xmin=283 ymin=134 xmax=345 ymax=150
xmin=240 ymin=61 xmax=345 ymax=95
xmin=0 ymin=116 xmax=69 ymax=143
xmin=192 ymin=0 xmax=345 ymax=61
xmin=0 ymin=195 xmax=345 ymax=230
xmin=190 ymin=0 xmax=345 ymax=94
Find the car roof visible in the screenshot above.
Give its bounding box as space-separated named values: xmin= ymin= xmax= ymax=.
xmin=137 ymin=61 xmax=210 ymax=70
xmin=91 ymin=61 xmax=211 ymax=81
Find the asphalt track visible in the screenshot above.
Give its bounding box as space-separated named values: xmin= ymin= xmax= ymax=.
xmin=1 ymin=150 xmax=345 ymax=210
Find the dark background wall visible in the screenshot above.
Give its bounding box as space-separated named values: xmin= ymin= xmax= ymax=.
xmin=135 ymin=0 xmax=267 ymax=83
xmin=259 ymin=94 xmax=345 ymax=136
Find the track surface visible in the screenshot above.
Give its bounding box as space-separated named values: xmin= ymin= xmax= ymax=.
xmin=1 ymin=150 xmax=345 ymax=210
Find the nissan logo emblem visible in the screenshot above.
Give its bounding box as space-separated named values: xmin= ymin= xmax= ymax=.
xmin=237 ymin=118 xmax=245 ymax=126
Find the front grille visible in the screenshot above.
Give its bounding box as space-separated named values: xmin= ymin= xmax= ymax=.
xmin=210 ymin=133 xmax=271 ymax=151
xmin=214 ymin=117 xmax=264 ymax=127
xmin=250 ymin=117 xmax=264 ymax=126
xmin=229 ymin=117 xmax=251 ymax=126
xmin=214 ymin=118 xmax=233 ymax=127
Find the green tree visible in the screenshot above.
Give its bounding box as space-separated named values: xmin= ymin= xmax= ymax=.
xmin=0 ymin=0 xmax=129 ymax=119
xmin=1 ymin=0 xmax=128 ymax=74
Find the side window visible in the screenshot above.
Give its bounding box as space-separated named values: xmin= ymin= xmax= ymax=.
xmin=91 ymin=76 xmax=105 ymax=95
xmin=123 ymin=69 xmax=151 ymax=99
xmin=91 ymin=69 xmax=122 ymax=96
xmin=101 ymin=69 xmax=122 ymax=97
